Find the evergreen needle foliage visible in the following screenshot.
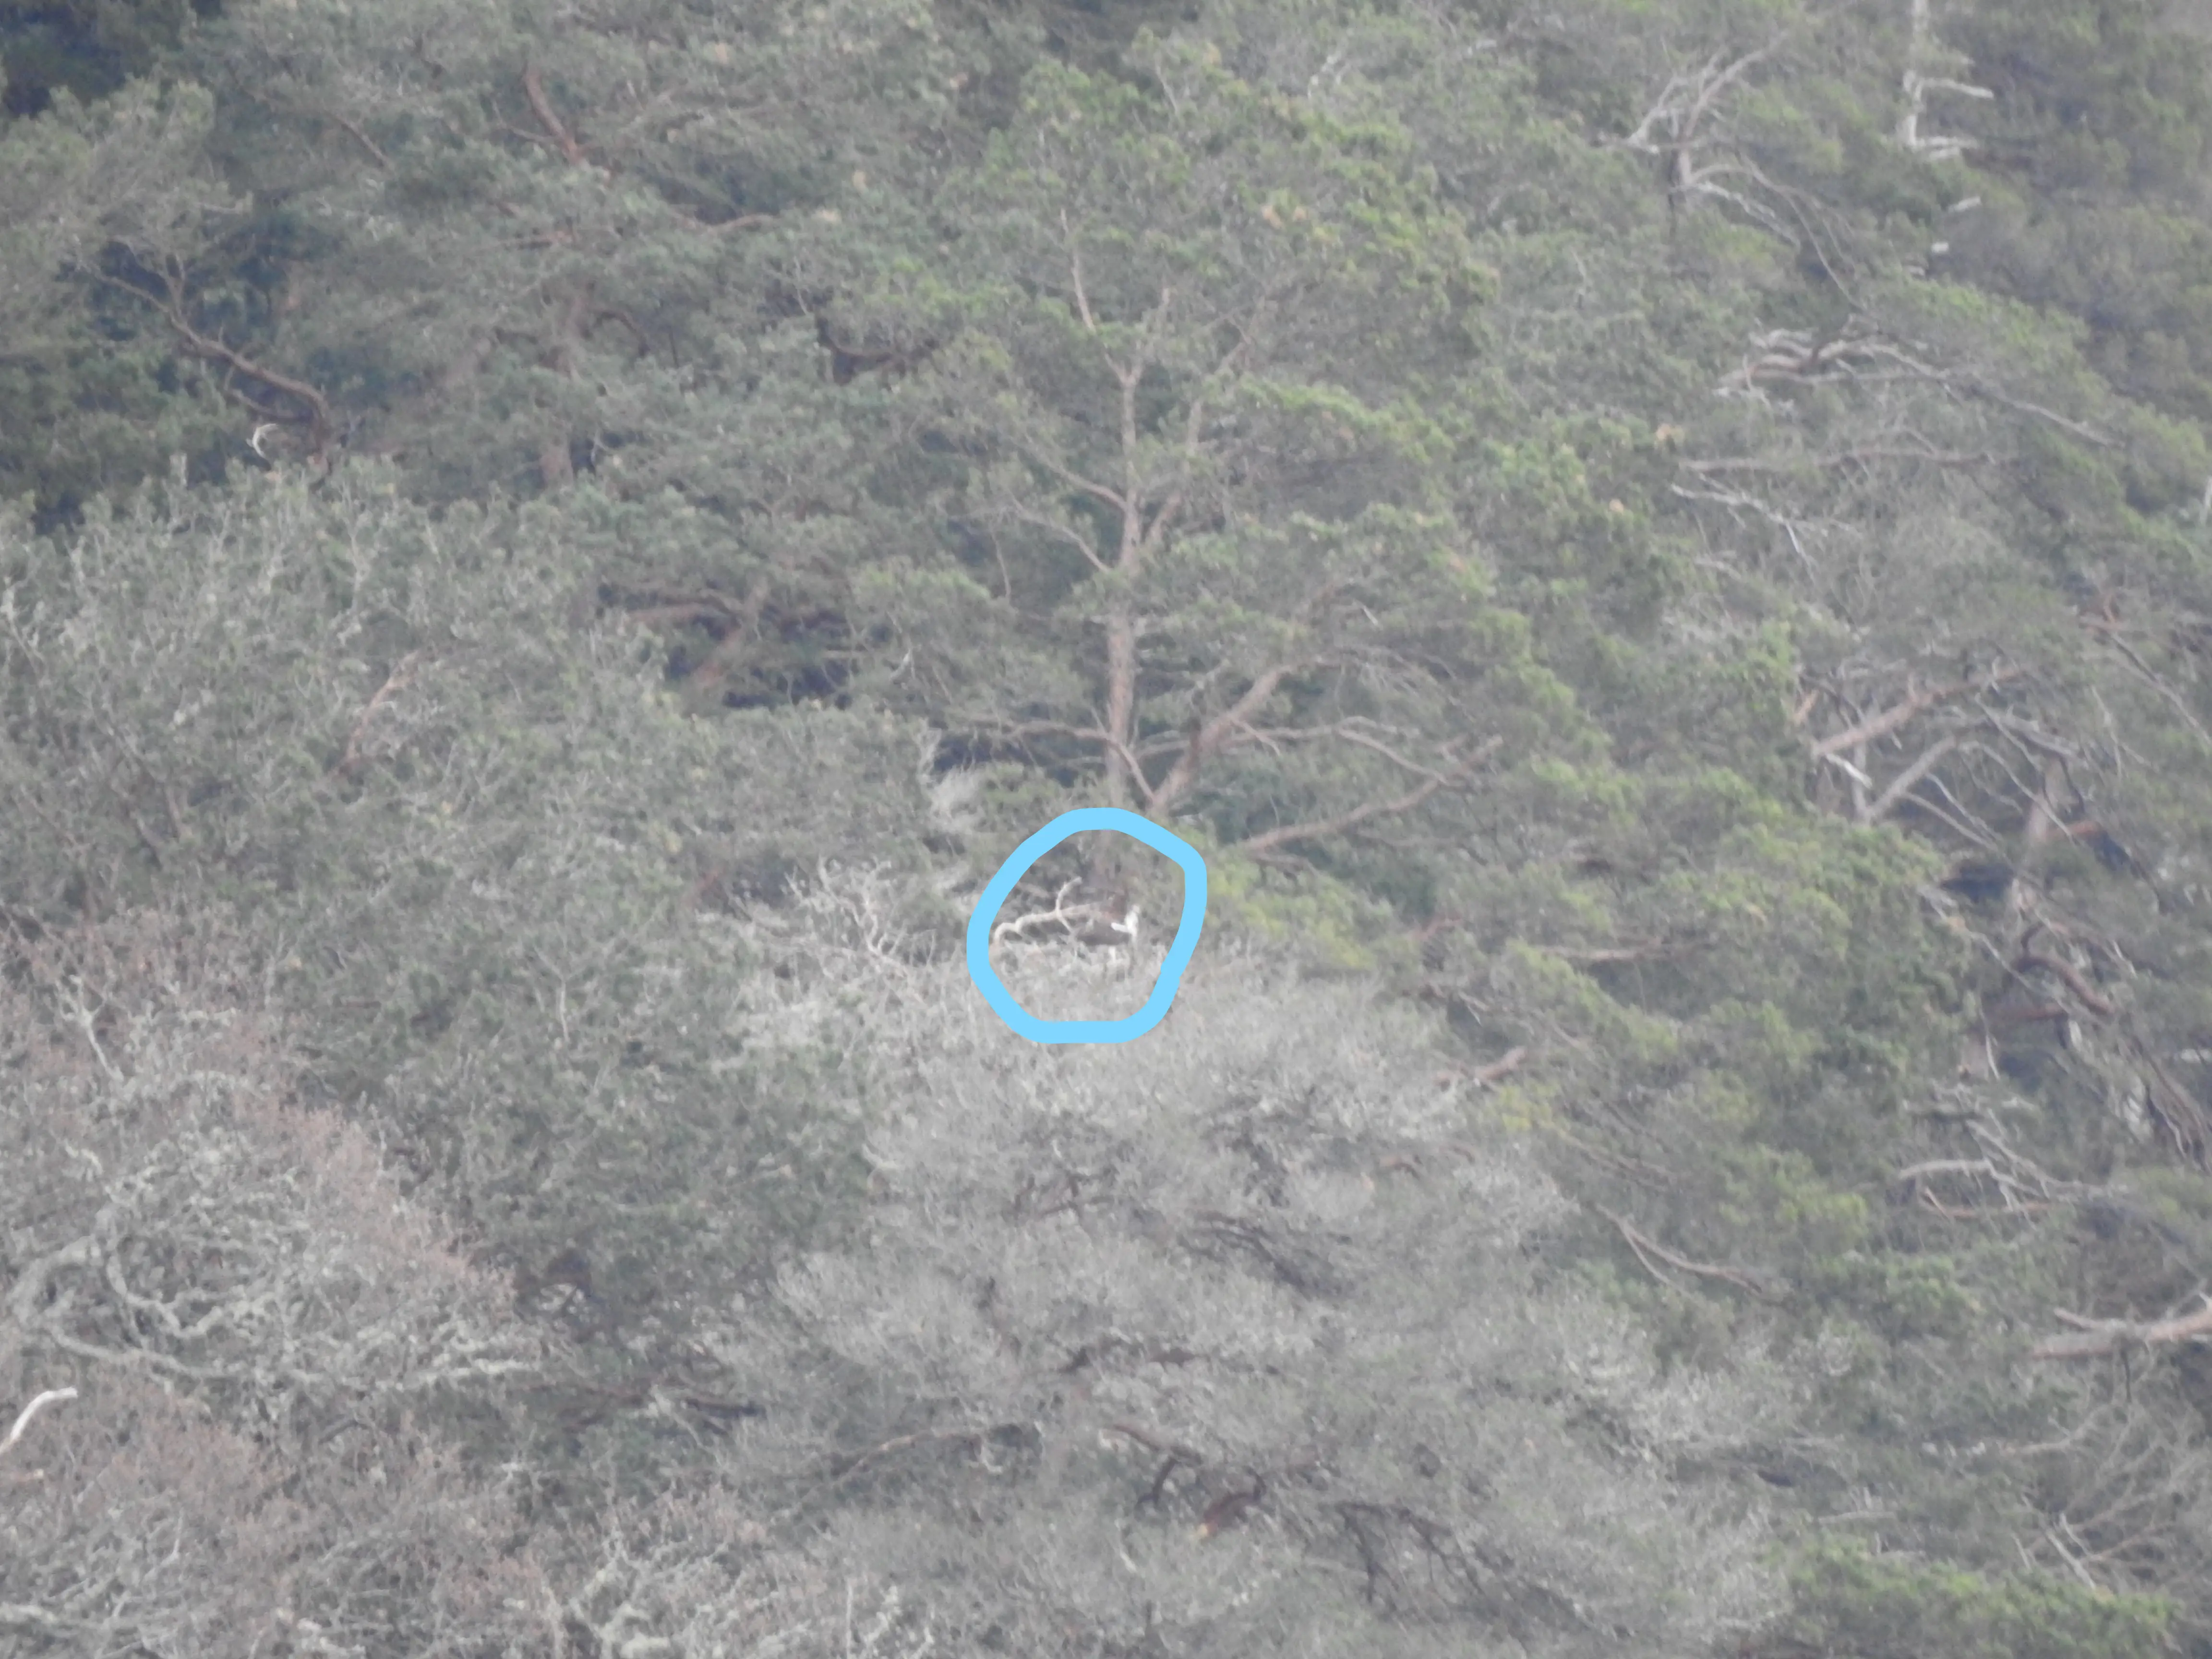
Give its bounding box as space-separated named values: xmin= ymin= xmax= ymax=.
xmin=7 ymin=0 xmax=2212 ymax=1653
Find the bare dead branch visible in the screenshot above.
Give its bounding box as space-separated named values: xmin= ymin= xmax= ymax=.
xmin=1859 ymin=733 xmax=1960 ymax=825
xmin=806 ymin=1427 xmax=993 ymax=1506
xmin=1473 ymin=1046 xmax=1528 ymax=1086
xmin=1542 ymin=1124 xmax=1678 ymax=1191
xmin=2130 ymin=1043 xmax=2211 ymax=1166
xmin=1811 ymin=669 xmax=2022 ymax=759
xmin=2083 ymin=618 xmax=2212 ymax=755
xmin=1021 ymin=442 xmax=1129 ymax=519
xmin=1964 ymin=382 xmax=2116 ymax=448
xmin=1622 ymin=42 xmax=1781 ymax=159
xmin=0 ymin=1603 xmax=73 ymax=1635
xmin=1981 ymin=709 xmax=2080 ymax=764
xmin=0 ymin=1388 xmax=76 ymax=1460
xmin=1332 ymin=725 xmax=1457 ymax=784
xmin=1105 ymin=1420 xmax=1204 ymax=1464
xmin=2031 ymin=1298 xmax=2212 ymax=1362
xmin=990 ymin=878 xmax=1142 ymax=951
xmin=1905 ymin=769 xmax=2008 ymax=851
xmin=980 ymin=715 xmax=1156 ymax=801
xmin=1684 ymin=446 xmax=1997 ymax=475
xmin=1000 ymin=497 xmax=1111 ymax=575
xmin=678 ymin=211 xmax=776 ymax=234
xmin=1894 ymin=1156 xmax=2002 ymax=1188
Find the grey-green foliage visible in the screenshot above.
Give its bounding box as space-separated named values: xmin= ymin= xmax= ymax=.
xmin=189 ymin=0 xmax=959 ymax=503
xmin=0 ymin=78 xmax=238 ymax=515
xmin=0 ymin=909 xmax=551 ymax=1659
xmin=683 ymin=887 xmax=1793 ymax=1656
xmin=11 ymin=0 xmax=2212 ymax=1649
xmin=0 ymin=469 xmax=939 ymax=1367
xmin=818 ymin=28 xmax=1607 ymax=898
xmin=0 ymin=919 xmax=538 ymax=1447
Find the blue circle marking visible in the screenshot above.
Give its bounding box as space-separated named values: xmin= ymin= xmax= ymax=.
xmin=966 ymin=808 xmax=1209 ymax=1045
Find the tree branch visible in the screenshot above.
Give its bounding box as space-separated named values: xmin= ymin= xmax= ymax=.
xmin=1236 ymin=737 xmax=1502 ymax=861
xmin=2083 ymin=617 xmax=2212 ymax=755
xmin=1683 ymin=445 xmax=1997 ymax=475
xmin=522 ymin=65 xmax=586 ymax=165
xmin=105 ymin=260 xmax=331 ymax=446
xmin=988 ymin=719 xmax=1160 ymax=809
xmin=1811 ymin=669 xmax=2020 ymax=759
xmin=1857 ymin=733 xmax=1960 ymax=824
xmin=1060 ymin=209 xmax=1097 ymax=334
xmin=1021 ymin=442 xmax=1128 ymax=518
xmin=1104 ymin=1420 xmax=1205 ymax=1464
xmin=2031 ymin=1298 xmax=2212 ymax=1362
xmin=2017 ymin=950 xmax=2116 ymax=1019
xmin=1551 ymin=939 xmax=1700 ymax=967
xmin=1602 ymin=1210 xmax=1789 ymax=1300
xmin=1001 ymin=497 xmax=1110 ymax=575
xmin=679 ymin=211 xmax=776 ymax=234
xmin=0 ymin=1604 xmax=74 ymax=1637
xmin=1150 ymin=662 xmax=1306 ymax=816
xmin=322 ymin=110 xmax=391 ymax=168
xmin=333 ymin=651 xmax=426 ymax=781
xmin=0 ymin=1388 xmax=76 ymax=1460
xmin=1433 ymin=1046 xmax=1530 ymax=1090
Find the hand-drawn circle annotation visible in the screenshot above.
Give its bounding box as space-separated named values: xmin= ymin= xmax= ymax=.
xmin=967 ymin=808 xmax=1209 ymax=1045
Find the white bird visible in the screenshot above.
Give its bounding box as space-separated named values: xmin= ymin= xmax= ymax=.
xmin=1072 ymin=901 xmax=1141 ymax=950
xmin=990 ymin=881 xmax=1142 ymax=953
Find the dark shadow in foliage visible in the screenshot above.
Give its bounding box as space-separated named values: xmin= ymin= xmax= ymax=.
xmin=0 ymin=0 xmax=221 ymax=120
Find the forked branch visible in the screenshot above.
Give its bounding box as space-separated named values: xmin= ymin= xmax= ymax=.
xmin=1811 ymin=669 xmax=2021 ymax=759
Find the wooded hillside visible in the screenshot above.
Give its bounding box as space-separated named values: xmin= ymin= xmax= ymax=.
xmin=7 ymin=1 xmax=2212 ymax=1654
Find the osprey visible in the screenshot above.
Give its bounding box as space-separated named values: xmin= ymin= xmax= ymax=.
xmin=1070 ymin=899 xmax=1141 ymax=950
xmin=990 ymin=879 xmax=1142 ymax=951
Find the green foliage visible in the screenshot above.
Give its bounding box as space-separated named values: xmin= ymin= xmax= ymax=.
xmin=1801 ymin=1251 xmax=1980 ymax=1343
xmin=1947 ymin=0 xmax=2212 ymax=426
xmin=0 ymin=78 xmax=239 ymax=520
xmin=1780 ymin=1535 xmax=2174 ymax=1659
xmin=1193 ymin=834 xmax=1409 ymax=971
xmin=0 ymin=470 xmax=934 ymax=1384
xmin=0 ymin=0 xmax=211 ymax=118
xmin=10 ymin=0 xmax=2212 ymax=1649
